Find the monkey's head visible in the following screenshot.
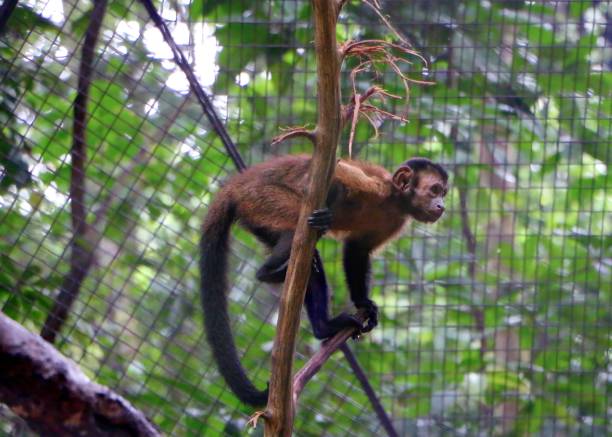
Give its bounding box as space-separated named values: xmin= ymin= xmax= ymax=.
xmin=392 ymin=158 xmax=449 ymax=223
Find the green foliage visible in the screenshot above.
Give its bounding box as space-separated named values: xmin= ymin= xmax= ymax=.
xmin=0 ymin=0 xmax=610 ymax=435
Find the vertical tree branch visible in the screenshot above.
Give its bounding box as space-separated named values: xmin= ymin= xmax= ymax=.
xmin=264 ymin=0 xmax=342 ymax=435
xmin=41 ymin=0 xmax=108 ymax=343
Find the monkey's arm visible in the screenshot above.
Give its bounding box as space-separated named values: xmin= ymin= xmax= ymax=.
xmin=343 ymin=240 xmax=378 ymax=332
xmin=335 ymin=161 xmax=391 ymax=199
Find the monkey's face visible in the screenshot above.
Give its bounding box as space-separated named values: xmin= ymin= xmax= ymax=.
xmin=393 ymin=166 xmax=448 ymax=223
xmin=410 ymin=171 xmax=448 ymax=222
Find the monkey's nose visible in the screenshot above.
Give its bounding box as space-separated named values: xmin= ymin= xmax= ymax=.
xmin=436 ymin=204 xmax=445 ymax=213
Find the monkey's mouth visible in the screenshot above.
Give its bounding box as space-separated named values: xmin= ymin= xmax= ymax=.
xmin=417 ymin=210 xmax=444 ymax=223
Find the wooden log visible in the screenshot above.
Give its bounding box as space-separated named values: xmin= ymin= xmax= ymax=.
xmin=0 ymin=313 xmax=160 ymax=436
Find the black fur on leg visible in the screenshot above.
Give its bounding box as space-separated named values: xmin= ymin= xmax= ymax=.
xmin=255 ymin=231 xmax=293 ymax=283
xmin=305 ymin=251 xmax=364 ymax=339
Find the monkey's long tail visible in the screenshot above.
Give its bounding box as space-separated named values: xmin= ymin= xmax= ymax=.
xmin=200 ymin=196 xmax=269 ymax=407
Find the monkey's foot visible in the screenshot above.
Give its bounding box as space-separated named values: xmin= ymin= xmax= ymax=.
xmin=356 ymin=299 xmax=378 ymax=333
xmin=256 ymin=259 xmax=288 ymax=283
xmin=307 ymin=208 xmax=333 ymax=231
xmin=312 ymin=313 xmax=363 ymax=339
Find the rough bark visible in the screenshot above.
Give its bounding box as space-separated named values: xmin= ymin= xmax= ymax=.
xmin=0 ymin=313 xmax=159 ymax=436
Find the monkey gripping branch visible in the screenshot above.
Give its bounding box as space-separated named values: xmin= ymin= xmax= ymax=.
xmin=256 ymin=1 xmax=441 ymax=435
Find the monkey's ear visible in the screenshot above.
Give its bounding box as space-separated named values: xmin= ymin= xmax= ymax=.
xmin=392 ymin=166 xmax=413 ymax=192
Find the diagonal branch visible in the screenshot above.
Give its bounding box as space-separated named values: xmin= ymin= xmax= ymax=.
xmin=340 ymin=344 xmax=399 ymax=437
xmin=290 ymin=311 xmax=398 ymax=437
xmin=138 ymin=0 xmax=246 ymax=171
xmin=293 ymin=312 xmax=367 ymax=400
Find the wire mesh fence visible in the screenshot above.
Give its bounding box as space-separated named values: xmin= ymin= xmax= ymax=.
xmin=0 ymin=0 xmax=610 ymax=435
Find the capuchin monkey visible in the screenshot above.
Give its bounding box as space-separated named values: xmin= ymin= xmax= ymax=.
xmin=200 ymin=155 xmax=448 ymax=406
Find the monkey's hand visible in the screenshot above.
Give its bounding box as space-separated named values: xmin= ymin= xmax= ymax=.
xmin=355 ymin=299 xmax=378 ymax=333
xmin=307 ymin=208 xmax=333 ymax=232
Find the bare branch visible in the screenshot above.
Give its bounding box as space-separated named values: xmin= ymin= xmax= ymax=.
xmin=271 ymin=126 xmax=316 ymax=146
xmin=0 ymin=314 xmax=159 ymax=436
xmin=293 ymin=312 xmax=367 ymax=401
xmin=139 ymin=0 xmax=246 ymax=171
xmin=264 ymin=0 xmax=342 ymax=434
xmin=340 ymin=344 xmax=399 ymax=437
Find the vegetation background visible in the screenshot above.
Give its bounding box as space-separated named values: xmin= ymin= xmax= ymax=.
xmin=0 ymin=0 xmax=609 ymax=435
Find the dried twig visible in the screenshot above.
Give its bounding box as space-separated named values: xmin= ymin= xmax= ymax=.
xmin=276 ymin=17 xmax=432 ymax=153
xmin=271 ymin=126 xmax=316 ymax=146
xmin=343 ymin=86 xmax=407 ymax=155
xmin=347 ymin=93 xmax=361 ymax=157
xmin=362 ymin=0 xmax=412 ymax=49
xmin=340 ymin=39 xmax=433 ymax=147
xmin=342 ymin=39 xmax=432 ymax=101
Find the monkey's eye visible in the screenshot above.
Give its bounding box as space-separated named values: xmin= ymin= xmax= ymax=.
xmin=430 ymin=184 xmax=443 ymax=195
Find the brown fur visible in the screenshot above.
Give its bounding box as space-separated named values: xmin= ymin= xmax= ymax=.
xmin=207 ymin=154 xmax=447 ymax=251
